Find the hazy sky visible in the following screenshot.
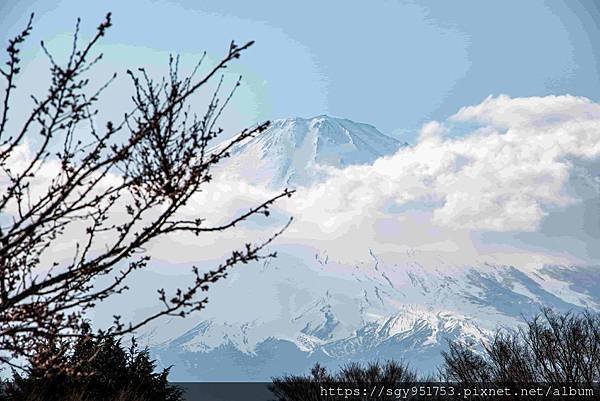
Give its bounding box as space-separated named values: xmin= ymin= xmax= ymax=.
xmin=2 ymin=0 xmax=600 ymax=142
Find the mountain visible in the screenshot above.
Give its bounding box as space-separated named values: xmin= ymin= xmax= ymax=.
xmin=212 ymin=115 xmax=405 ymax=187
xmin=152 ymin=247 xmax=599 ymax=380
xmin=145 ymin=115 xmax=600 ymax=381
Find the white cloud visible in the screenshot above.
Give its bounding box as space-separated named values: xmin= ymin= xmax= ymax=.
xmin=270 ymin=95 xmax=600 ymax=263
xmin=3 ymin=95 xmax=599 ymax=267
xmin=418 ymin=120 xmax=447 ymax=142
xmin=451 ymin=94 xmax=600 ymax=130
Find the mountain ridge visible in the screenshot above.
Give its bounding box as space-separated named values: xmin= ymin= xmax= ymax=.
xmin=212 ymin=115 xmax=406 ymax=187
xmin=151 ymin=245 xmax=599 ymax=380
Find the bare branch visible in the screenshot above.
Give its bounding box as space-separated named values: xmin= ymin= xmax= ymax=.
xmin=0 ymin=14 xmax=292 ymax=375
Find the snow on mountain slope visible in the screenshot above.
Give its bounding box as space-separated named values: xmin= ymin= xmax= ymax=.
xmin=143 ymin=114 xmax=599 ymax=381
xmin=152 ymin=245 xmax=599 ymax=380
xmin=211 ymin=115 xmax=404 ymax=187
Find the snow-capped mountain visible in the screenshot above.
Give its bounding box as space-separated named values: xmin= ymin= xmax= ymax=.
xmin=145 ymin=115 xmax=600 ymax=381
xmin=152 ymin=246 xmax=599 ymax=380
xmin=212 ymin=115 xmax=405 ymax=187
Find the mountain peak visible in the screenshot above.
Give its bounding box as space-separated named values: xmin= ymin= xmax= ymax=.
xmin=215 ymin=115 xmax=404 ymax=187
xmin=271 ymin=114 xmax=384 ymax=134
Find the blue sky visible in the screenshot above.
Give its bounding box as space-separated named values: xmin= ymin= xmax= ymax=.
xmin=1 ymin=0 xmax=600 ymax=142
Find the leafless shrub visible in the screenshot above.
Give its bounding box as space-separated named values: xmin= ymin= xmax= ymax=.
xmin=271 ymin=361 xmax=418 ymax=401
xmin=441 ymin=308 xmax=600 ymax=385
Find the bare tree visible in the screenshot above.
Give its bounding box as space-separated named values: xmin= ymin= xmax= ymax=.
xmin=441 ymin=308 xmax=600 ymax=385
xmin=0 ymin=13 xmax=293 ymax=374
xmin=271 ymin=361 xmax=418 ymax=401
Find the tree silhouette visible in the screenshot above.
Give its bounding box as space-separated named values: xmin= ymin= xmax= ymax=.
xmin=271 ymin=361 xmax=418 ymax=401
xmin=2 ymin=333 xmax=184 ymax=401
xmin=441 ymin=308 xmax=600 ymax=385
xmin=0 ymin=13 xmax=293 ymax=374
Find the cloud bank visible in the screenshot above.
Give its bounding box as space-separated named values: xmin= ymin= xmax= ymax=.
xmin=3 ymin=95 xmax=599 ymax=269
xmin=277 ymin=95 xmax=600 ymax=263
xmin=180 ymin=94 xmax=600 ymax=265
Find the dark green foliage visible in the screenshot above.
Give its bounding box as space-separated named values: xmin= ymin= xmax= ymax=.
xmin=1 ymin=334 xmax=183 ymax=401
